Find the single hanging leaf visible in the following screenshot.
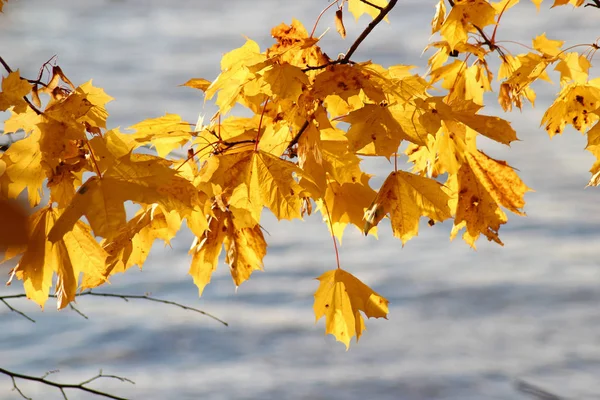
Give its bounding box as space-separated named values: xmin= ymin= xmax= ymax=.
xmin=314 ymin=269 xmax=389 ymax=349
xmin=363 ymin=170 xmax=452 ymax=244
xmin=335 ymin=9 xmax=347 ymax=39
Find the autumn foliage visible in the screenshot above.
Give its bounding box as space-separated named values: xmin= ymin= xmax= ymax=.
xmin=1 ymin=0 xmax=598 ymax=349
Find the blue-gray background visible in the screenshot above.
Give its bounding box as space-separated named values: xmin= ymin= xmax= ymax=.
xmin=1 ymin=1 xmax=600 ymax=399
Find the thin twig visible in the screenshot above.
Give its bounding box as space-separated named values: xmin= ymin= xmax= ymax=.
xmin=359 ymin=0 xmax=383 ymax=11
xmin=0 ymin=291 xmax=228 ymax=326
xmin=0 ymin=368 xmax=133 ymax=400
xmin=69 ymin=303 xmax=89 ymax=320
xmin=0 ymin=298 xmax=35 ymax=323
xmin=515 ymin=379 xmax=565 ymax=400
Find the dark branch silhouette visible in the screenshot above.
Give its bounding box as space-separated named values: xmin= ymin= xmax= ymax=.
xmin=0 ymin=290 xmax=228 ymax=326
xmin=0 ymin=368 xmax=134 ymax=400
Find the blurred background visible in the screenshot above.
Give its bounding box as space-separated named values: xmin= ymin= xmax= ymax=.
xmin=1 ymin=1 xmax=600 ymax=399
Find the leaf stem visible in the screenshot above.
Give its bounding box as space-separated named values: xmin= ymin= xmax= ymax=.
xmin=322 ymin=198 xmax=341 ymax=269
xmin=310 ymin=0 xmax=342 ymax=38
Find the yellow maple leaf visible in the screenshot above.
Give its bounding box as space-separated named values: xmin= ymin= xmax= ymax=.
xmin=317 ymin=174 xmax=377 ymax=242
xmin=342 ymin=103 xmax=426 ymax=157
xmin=200 ymin=150 xmax=309 ymax=223
xmin=205 ymin=39 xmax=267 ymax=115
xmin=313 ymin=63 xmax=387 ymax=104
xmin=181 ymin=78 xmax=212 ymax=92
xmin=532 ymin=33 xmax=564 ymax=57
xmin=128 ymin=114 xmax=193 ymax=157
xmin=266 ymin=19 xmax=327 ymax=68
xmin=363 ymin=170 xmax=452 ymax=244
xmin=48 ymin=154 xmax=197 ymax=241
xmin=223 ymin=214 xmax=267 ymax=287
xmin=189 ymin=208 xmax=266 ymax=294
xmin=45 ymin=80 xmax=113 ymax=129
xmin=7 ymin=207 xmax=108 ymax=309
xmin=0 ymin=129 xmax=47 ymax=207
xmin=0 ymin=70 xmax=32 ymax=113
xmin=82 ymin=205 xmax=182 ymax=289
xmin=554 ymin=52 xmax=591 ymax=85
xmin=260 ymin=62 xmax=309 ymax=102
xmin=189 ymin=213 xmax=227 ymax=296
xmin=450 ymin=150 xmax=530 ymax=247
xmin=314 ymin=269 xmax=389 ymax=349
xmin=431 ymin=0 xmax=447 ymax=34
xmin=541 ymin=83 xmax=600 ymax=136
xmin=440 ymin=0 xmax=496 ymax=50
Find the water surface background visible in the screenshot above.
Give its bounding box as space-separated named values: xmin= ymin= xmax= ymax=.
xmin=2 ymin=1 xmax=600 ymax=399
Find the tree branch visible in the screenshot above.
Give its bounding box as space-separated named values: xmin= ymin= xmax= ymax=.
xmin=302 ymin=0 xmax=398 ymax=71
xmin=0 ymin=368 xmax=133 ymax=400
xmin=515 ymin=379 xmax=565 ymax=400
xmin=0 ymin=291 xmax=228 ymax=326
xmin=343 ymin=0 xmax=398 ymax=62
xmin=359 ymin=0 xmax=384 ymax=11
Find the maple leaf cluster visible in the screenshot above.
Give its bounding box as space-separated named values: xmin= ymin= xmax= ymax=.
xmin=0 ymin=0 xmax=597 ymax=348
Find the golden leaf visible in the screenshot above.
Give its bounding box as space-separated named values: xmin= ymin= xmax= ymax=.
xmin=0 ymin=70 xmax=32 ymax=113
xmin=541 ymin=83 xmax=600 ymax=136
xmin=363 ymin=170 xmax=452 ymax=244
xmin=181 ymin=78 xmax=212 ymax=92
xmin=450 ymin=151 xmax=530 ymax=247
xmin=314 ymin=269 xmax=389 ymax=349
xmin=7 ymin=207 xmax=107 ymax=309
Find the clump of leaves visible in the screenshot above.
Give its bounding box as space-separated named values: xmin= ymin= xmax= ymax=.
xmin=1 ymin=0 xmax=598 ymax=348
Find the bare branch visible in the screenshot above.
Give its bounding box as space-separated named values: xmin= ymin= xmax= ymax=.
xmin=0 ymin=298 xmax=35 ymax=323
xmin=0 ymin=368 xmax=133 ymax=400
xmin=78 ymin=291 xmax=229 ymax=326
xmin=343 ymin=0 xmax=398 ymax=62
xmin=302 ymin=0 xmax=398 ymax=72
xmin=0 ymin=291 xmax=228 ymax=326
xmin=515 ymin=379 xmax=565 ymax=400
